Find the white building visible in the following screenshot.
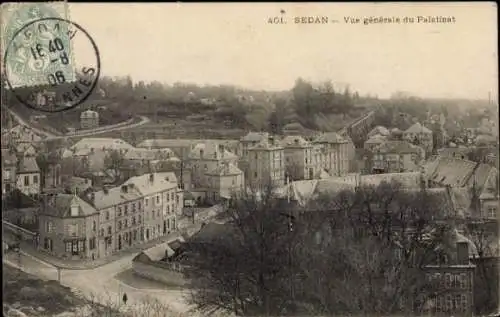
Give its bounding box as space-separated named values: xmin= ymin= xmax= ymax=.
xmin=16 ymin=156 xmax=41 ymax=196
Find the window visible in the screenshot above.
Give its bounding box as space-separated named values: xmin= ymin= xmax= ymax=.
xmin=157 ymin=210 xmax=160 ymax=217
xmin=254 ymin=172 xmax=257 ymax=178
xmin=152 ymin=210 xmax=155 ymax=219
xmin=78 ymin=240 xmax=84 ymax=252
xmin=488 ymin=206 xmax=497 ymax=218
xmin=100 ymin=228 xmax=104 ymax=237
xmin=138 ymin=201 xmax=141 ymax=210
xmin=145 ymin=198 xmax=149 ymax=206
xmin=24 ymin=175 xmax=29 ymax=186
xmin=124 ymin=219 xmax=128 ymax=228
xmin=156 ymin=195 xmax=160 ymax=204
xmin=171 ymin=192 xmax=175 ymax=201
xmin=33 ymin=175 xmax=38 ymax=184
xmin=176 ymin=195 xmax=179 ymax=204
xmin=89 ymin=237 xmax=96 ymax=250
xmin=133 ymin=230 xmax=137 ymax=241
xmin=459 ymin=273 xmax=467 ymax=289
xmin=118 ymin=221 xmax=122 ymax=230
xmin=445 ymin=273 xmax=452 ymax=288
xmin=167 ymin=205 xmax=170 ymax=213
xmin=92 ymin=221 xmax=96 ymax=232
xmin=461 ymin=294 xmax=467 ymax=311
xmin=65 ymin=241 xmax=71 ymax=252
xmin=117 ymin=207 xmax=122 ymax=217
xmin=172 ymin=218 xmax=176 ymax=229
xmin=46 ymin=221 xmax=54 ymax=233
xmin=446 ymin=294 xmax=452 ymax=311
xmin=105 ymin=211 xmax=110 ymax=220
xmin=107 ymin=226 xmax=112 ymax=235
xmin=132 ymin=217 xmax=136 ymax=225
xmin=138 ymin=215 xmax=141 ymax=223
xmin=167 ymin=193 xmax=170 ymax=202
xmin=124 ymin=205 xmax=128 ymax=215
xmin=132 ymin=203 xmax=136 ymax=212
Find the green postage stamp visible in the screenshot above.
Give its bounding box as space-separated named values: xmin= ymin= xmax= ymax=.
xmin=2 ymin=1 xmax=76 ymax=88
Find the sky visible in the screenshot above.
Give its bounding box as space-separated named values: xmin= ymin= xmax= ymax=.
xmin=60 ymin=3 xmax=498 ymax=100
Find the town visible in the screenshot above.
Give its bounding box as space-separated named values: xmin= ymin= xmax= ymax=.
xmin=1 ymin=3 xmax=498 ymax=317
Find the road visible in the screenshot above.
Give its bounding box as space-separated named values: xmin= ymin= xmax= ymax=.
xmin=4 ymin=250 xmax=193 ymax=315
xmin=3 ymin=105 xmax=150 ymax=140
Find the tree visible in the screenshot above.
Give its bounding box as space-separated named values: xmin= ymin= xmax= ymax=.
xmin=104 ymin=150 xmax=125 ymax=183
xmin=182 ymin=185 xmax=298 ymax=316
xmin=183 ymin=180 xmax=450 ymax=316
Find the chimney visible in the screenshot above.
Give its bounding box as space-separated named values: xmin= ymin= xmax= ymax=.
xmin=456 ymin=241 xmax=470 ymax=264
xmin=149 ymin=173 xmax=154 ymax=183
xmin=121 ymin=185 xmax=128 ymax=193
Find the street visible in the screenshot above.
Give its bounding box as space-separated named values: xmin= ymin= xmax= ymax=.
xmin=3 ymin=250 xmax=193 ymax=315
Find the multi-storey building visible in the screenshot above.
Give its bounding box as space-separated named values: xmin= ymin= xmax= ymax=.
xmin=364 ymin=134 xmax=389 ymax=151
xmin=371 ymin=141 xmax=425 ymax=173
xmin=239 ymin=132 xmax=269 ymax=158
xmin=16 ymin=156 xmax=41 ymax=196
xmin=2 ymin=148 xmax=17 ymax=198
xmin=403 ymin=122 xmax=434 ymax=154
xmin=90 ymin=184 xmax=144 ymax=257
xmin=313 ymin=132 xmax=351 ymax=176
xmin=80 ymin=110 xmax=99 ymax=129
xmin=187 ymin=142 xmax=238 ymax=190
xmin=246 ymin=136 xmax=285 ymax=188
xmin=39 ymin=194 xmax=100 ymax=260
xmin=205 ymin=162 xmax=245 ymax=202
xmin=124 ymin=172 xmax=182 ymax=242
xmin=282 ymin=135 xmax=316 ymax=180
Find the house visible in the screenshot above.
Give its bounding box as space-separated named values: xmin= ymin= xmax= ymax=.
xmin=38 ymin=194 xmax=100 ymax=260
xmin=187 ymin=142 xmax=239 ymax=191
xmin=16 ymin=142 xmax=37 ymax=157
xmin=424 ymin=156 xmax=499 ymax=220
xmin=70 ymin=138 xmax=134 ymax=153
xmin=205 ymin=162 xmax=244 ymax=203
xmin=403 ymin=122 xmax=433 ymax=154
xmin=2 ymin=148 xmax=17 ymax=198
xmin=86 ymin=183 xmax=144 ymax=257
xmin=364 ymin=134 xmax=389 ymax=151
xmin=367 ymin=125 xmax=390 ymax=138
xmin=371 ymin=141 xmax=425 ymax=173
xmin=124 ymin=172 xmax=182 ymax=242
xmin=313 ymin=132 xmax=352 ymax=176
xmin=281 ymin=135 xmax=316 ymax=181
xmin=16 ymin=156 xmax=41 ymax=196
xmin=132 ymin=238 xmax=187 ymax=286
xmin=9 ymin=125 xmax=43 ymax=143
xmin=239 ymin=132 xmax=269 ymax=158
xmin=245 ymin=136 xmax=285 ymax=189
xmin=80 ymin=110 xmax=99 ymax=129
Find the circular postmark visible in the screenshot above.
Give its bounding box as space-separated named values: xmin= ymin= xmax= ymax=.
xmin=3 ymin=17 xmax=101 ymax=113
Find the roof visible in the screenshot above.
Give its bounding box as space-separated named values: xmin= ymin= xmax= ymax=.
xmin=425 ymin=157 xmax=477 ymax=187
xmin=368 ymin=126 xmax=390 ymax=138
xmin=123 ymin=172 xmax=178 ymax=197
xmin=283 ymin=122 xmax=306 ymax=132
xmin=247 ymin=138 xmax=284 ymax=151
xmin=374 ymin=140 xmax=423 ymax=154
xmin=404 ymin=122 xmax=432 ymax=134
xmin=90 ymin=184 xmax=143 ymax=210
xmin=42 ymin=194 xmax=97 ymax=217
xmin=361 ymin=172 xmax=422 ymax=188
xmin=80 ymin=110 xmax=98 ymax=118
xmin=437 ymin=147 xmax=471 ymax=158
xmin=365 ymin=134 xmax=388 ymax=144
xmin=123 ymin=148 xmax=177 ymax=161
xmin=188 ymin=142 xmax=238 ymax=160
xmin=241 ymin=132 xmax=269 ymax=142
xmin=313 ymin=132 xmax=347 ymax=144
xmin=189 ymin=222 xmax=234 ymax=243
xmin=468 ymin=164 xmax=497 ymax=192
xmin=17 ymin=156 xmax=40 ymax=173
xmin=281 ymin=135 xmax=311 ymax=148
xmin=70 ymin=138 xmax=134 ymax=152
xmin=206 ymin=163 xmax=243 ymax=176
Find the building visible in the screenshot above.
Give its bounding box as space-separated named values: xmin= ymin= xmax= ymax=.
xmin=38 ymin=194 xmax=100 ymax=260
xmin=364 ymin=134 xmax=389 ymax=151
xmin=9 ymin=125 xmax=43 ymax=144
xmin=80 ymin=110 xmax=99 ymax=129
xmin=2 ymin=148 xmax=17 ymax=198
xmin=246 ymin=136 xmax=285 ymax=188
xmin=421 ymin=230 xmax=476 ymax=317
xmin=239 ymin=132 xmax=269 ymax=158
xmin=16 ymin=143 xmax=37 ymax=157
xmin=367 ymin=125 xmax=390 ymax=138
xmin=371 ymin=141 xmax=425 ymax=173
xmin=313 ymin=132 xmax=351 ymax=177
xmin=16 ymin=156 xmax=41 ymax=196
xmin=403 ymin=122 xmax=433 ymax=154
xmin=282 ymin=135 xmax=316 ymax=180
xmin=69 ymin=138 xmax=134 ymax=153
xmin=187 ymin=142 xmax=239 ymax=191
xmin=424 ymin=156 xmax=499 ymax=220
xmin=87 ymin=184 xmax=144 ymax=257
xmin=124 ymin=172 xmax=183 ymax=242
xmin=205 ymin=162 xmax=244 ymax=203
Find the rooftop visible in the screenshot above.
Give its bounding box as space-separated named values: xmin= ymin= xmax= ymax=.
xmin=374 ymin=140 xmax=423 ymax=154
xmin=17 ymin=156 xmax=40 ymax=174
xmin=42 ymin=194 xmax=97 ymax=218
xmin=188 ymin=142 xmax=238 ymax=160
xmin=313 ymin=132 xmax=347 ymax=144
xmin=123 ymin=172 xmax=178 ymax=197
xmin=70 ymin=138 xmax=134 ymax=152
xmin=281 ymin=135 xmax=311 ymax=148
xmin=90 ymin=184 xmax=143 ymax=210
xmin=404 ymin=122 xmax=432 ymax=134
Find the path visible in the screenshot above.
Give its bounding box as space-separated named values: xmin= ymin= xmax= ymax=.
xmin=3 ymin=105 xmax=150 ymax=140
